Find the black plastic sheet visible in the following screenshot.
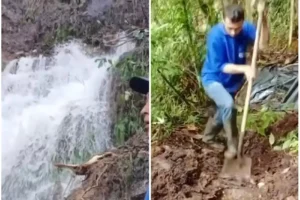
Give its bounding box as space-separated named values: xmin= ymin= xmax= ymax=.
xmin=250 ymin=63 xmax=298 ymax=110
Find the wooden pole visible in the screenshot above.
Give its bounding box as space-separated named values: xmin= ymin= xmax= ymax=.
xmin=288 ymin=0 xmax=295 ymax=47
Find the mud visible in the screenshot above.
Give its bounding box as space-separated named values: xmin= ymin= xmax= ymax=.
xmin=2 ymin=0 xmax=149 ymax=62
xmin=267 ymin=112 xmax=298 ymax=139
xmin=57 ymin=132 xmax=149 ymax=200
xmin=151 ymin=130 xmax=298 ymax=200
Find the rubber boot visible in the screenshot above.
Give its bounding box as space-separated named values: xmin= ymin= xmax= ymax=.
xmin=202 ymin=114 xmax=223 ymax=143
xmin=224 ymin=108 xmax=238 ymax=159
xmin=231 ymin=108 xmax=239 ymax=151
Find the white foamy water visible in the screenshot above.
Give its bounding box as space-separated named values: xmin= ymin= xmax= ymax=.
xmin=2 ymin=39 xmax=135 ymax=200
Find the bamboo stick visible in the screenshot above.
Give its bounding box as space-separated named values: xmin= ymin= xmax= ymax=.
xmin=288 ymin=0 xmax=295 ymax=47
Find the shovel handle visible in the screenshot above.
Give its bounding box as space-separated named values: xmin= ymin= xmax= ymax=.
xmin=238 ymin=1 xmax=265 ymax=157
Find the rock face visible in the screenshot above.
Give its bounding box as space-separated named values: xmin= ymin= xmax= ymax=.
xmin=2 ymin=0 xmax=149 ymax=62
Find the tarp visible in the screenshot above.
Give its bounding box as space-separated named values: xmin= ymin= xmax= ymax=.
xmin=250 ymin=62 xmax=298 ymax=110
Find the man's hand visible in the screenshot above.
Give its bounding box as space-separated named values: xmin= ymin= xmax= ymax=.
xmin=244 ymin=65 xmax=256 ymax=81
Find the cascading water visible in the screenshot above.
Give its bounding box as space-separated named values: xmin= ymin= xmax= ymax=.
xmin=2 ymin=38 xmax=136 ymax=200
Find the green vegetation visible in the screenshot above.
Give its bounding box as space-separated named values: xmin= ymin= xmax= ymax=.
xmin=151 ymin=0 xmax=298 ymax=152
xmin=96 ymin=32 xmax=149 ymax=146
xmin=244 ymin=108 xmax=298 ymax=153
xmin=274 ymin=130 xmax=298 ymax=154
xmin=270 ymin=130 xmax=298 ymax=154
xmin=245 ymin=109 xmax=285 ymax=136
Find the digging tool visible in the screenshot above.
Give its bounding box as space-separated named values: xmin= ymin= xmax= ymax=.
xmin=220 ymin=0 xmax=265 ymax=180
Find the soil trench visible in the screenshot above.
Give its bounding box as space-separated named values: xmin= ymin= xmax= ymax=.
xmin=151 ymin=130 xmax=298 ymax=200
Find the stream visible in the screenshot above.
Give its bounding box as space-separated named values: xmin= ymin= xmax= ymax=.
xmin=2 ymin=38 xmax=135 ymax=200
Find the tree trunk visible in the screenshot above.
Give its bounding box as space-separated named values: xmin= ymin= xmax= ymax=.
xmin=245 ymin=0 xmax=253 ymax=22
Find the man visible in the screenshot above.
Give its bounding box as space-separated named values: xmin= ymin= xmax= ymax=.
xmin=200 ymin=4 xmax=269 ymax=159
xmin=129 ymin=76 xmax=149 ymax=200
xmin=129 ymin=76 xmax=149 ymax=132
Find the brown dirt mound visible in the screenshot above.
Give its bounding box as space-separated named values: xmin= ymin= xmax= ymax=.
xmin=267 ymin=112 xmax=298 ymax=139
xmin=151 ymin=130 xmax=298 ymax=200
xmin=56 ymin=132 xmax=149 ymax=200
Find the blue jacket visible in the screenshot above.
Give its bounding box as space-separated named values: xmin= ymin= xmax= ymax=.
xmin=201 ymin=21 xmax=256 ymax=93
xmin=144 ymin=188 xmax=149 ymax=200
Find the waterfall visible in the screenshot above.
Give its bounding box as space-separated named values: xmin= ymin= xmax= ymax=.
xmin=2 ymin=38 xmax=136 ymax=200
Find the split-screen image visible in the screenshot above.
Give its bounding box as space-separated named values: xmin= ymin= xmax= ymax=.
xmin=1 ymin=0 xmax=299 ymax=200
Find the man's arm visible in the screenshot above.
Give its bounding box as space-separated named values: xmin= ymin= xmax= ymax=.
xmin=207 ymin=33 xmax=250 ymax=76
xmin=222 ymin=64 xmax=248 ymax=74
xmin=223 ymin=64 xmax=255 ymax=80
xmin=206 ymin=33 xmax=227 ymax=72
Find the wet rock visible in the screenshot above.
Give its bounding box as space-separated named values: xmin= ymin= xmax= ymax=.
xmin=258 ymin=182 xmax=265 ymax=188
xmin=223 ymin=188 xmax=260 ymax=200
xmin=286 ymin=196 xmax=296 ymax=200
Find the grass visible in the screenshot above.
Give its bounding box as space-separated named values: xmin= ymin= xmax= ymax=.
xmin=151 ymin=0 xmax=215 ymax=140
xmin=151 ymin=0 xmax=298 ymax=153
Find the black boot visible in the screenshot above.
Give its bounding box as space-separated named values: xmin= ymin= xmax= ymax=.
xmin=224 ymin=108 xmax=238 ymax=159
xmin=232 ymin=108 xmax=239 ymax=150
xmin=202 ymin=110 xmax=223 ymax=143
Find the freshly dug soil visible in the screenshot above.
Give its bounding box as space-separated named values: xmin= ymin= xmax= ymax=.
xmin=151 ymin=129 xmax=298 ymax=200
xmin=267 ymin=112 xmax=298 ymax=139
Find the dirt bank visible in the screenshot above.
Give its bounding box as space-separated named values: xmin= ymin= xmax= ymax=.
xmin=2 ymin=0 xmax=148 ymax=62
xmin=151 ymin=122 xmax=298 ymax=200
xmin=55 ymin=132 xmax=149 ymax=200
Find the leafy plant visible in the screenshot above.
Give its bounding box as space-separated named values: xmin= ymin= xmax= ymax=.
xmin=96 ymin=39 xmax=149 ymax=146
xmin=272 ymin=130 xmax=298 ymax=154
xmin=245 ymin=109 xmax=285 ymax=136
